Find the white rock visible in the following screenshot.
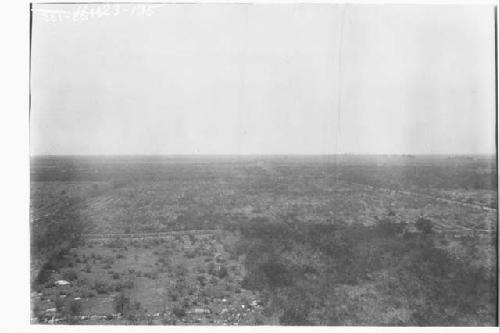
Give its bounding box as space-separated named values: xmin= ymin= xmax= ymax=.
xmin=190 ymin=308 xmax=210 ymax=314
xmin=54 ymin=280 xmax=70 ymax=286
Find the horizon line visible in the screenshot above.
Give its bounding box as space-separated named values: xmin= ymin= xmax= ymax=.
xmin=30 ymin=152 xmax=497 ymax=157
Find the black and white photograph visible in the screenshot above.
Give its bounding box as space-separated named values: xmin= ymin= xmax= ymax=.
xmin=28 ymin=1 xmax=498 ymax=326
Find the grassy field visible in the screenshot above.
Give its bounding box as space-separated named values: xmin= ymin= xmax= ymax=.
xmin=30 ymin=155 xmax=497 ymax=325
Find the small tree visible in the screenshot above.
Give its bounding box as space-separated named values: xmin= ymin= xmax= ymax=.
xmin=55 ymin=296 xmax=65 ymax=312
xmin=416 ymin=217 xmax=433 ymax=234
xmin=376 ymin=218 xmax=405 ymax=236
xmin=217 ymin=265 xmax=228 ymax=279
xmin=113 ymin=292 xmax=130 ymax=314
xmin=69 ymin=300 xmax=82 ymax=315
xmin=63 ymin=299 xmax=82 ymax=324
xmin=280 ymin=306 xmax=311 ymax=326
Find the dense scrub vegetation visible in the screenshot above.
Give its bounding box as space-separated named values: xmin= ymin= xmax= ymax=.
xmin=234 ymin=218 xmax=497 ymax=326
xmin=30 ymin=156 xmax=497 ymax=325
xmin=31 ymin=197 xmax=86 ymax=285
xmin=340 ymin=157 xmax=497 ymax=191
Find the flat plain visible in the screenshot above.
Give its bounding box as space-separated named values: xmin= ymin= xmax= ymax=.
xmin=30 ymin=155 xmax=497 ymax=325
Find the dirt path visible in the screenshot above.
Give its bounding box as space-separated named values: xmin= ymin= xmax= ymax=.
xmin=82 ymin=229 xmax=219 ymax=240
xmin=341 ymin=180 xmax=497 ymax=212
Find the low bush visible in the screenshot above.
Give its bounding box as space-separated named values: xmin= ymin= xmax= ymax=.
xmin=197 ymin=275 xmax=207 ymax=286
xmin=55 ymin=296 xmax=65 ymax=312
xmin=185 ymin=251 xmax=196 ymax=259
xmin=62 ymin=270 xmax=78 ymax=282
xmin=280 ymin=306 xmax=311 ymax=326
xmin=217 ymin=265 xmax=228 ymax=279
xmin=66 ymin=299 xmax=82 ymax=317
xmin=172 ymin=306 xmax=186 ymax=318
xmin=416 ymin=217 xmax=433 ymax=234
xmin=81 ymin=289 xmax=95 ymax=298
xmin=35 ymin=265 xmax=52 ymax=285
xmin=113 ymin=292 xmax=130 ymax=314
xmin=122 ymin=279 xmax=134 ymax=289
xmin=94 ymin=280 xmax=111 ymax=294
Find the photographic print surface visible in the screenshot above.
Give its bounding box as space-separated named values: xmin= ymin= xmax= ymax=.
xmin=30 ymin=2 xmax=498 ymax=326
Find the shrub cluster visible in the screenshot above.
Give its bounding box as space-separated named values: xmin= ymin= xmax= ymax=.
xmin=235 ymin=217 xmax=496 ymax=325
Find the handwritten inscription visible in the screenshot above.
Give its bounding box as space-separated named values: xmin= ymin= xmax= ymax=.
xmin=33 ymin=4 xmax=164 ymax=23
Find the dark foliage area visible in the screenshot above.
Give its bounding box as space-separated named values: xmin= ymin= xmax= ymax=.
xmin=31 ymin=197 xmax=85 ymax=285
xmin=235 ymin=218 xmax=497 ymax=326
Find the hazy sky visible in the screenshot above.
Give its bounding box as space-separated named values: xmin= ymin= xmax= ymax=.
xmin=30 ymin=4 xmax=496 ymax=155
